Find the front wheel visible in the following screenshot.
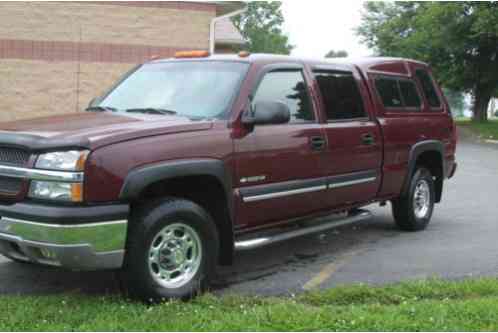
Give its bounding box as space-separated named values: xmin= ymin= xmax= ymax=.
xmin=392 ymin=167 xmax=435 ymax=231
xmin=120 ymin=198 xmax=219 ymax=302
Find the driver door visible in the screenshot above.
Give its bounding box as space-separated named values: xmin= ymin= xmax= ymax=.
xmin=234 ymin=65 xmax=328 ymax=228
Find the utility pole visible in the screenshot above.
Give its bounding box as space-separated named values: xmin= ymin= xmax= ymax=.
xmin=75 ymin=25 xmax=82 ymax=113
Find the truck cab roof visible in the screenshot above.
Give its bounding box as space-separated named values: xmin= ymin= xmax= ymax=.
xmin=150 ymin=53 xmax=430 ymax=77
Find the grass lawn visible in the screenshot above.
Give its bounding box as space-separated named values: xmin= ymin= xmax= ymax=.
xmin=3 ymin=278 xmax=498 ymax=331
xmin=456 ymin=119 xmax=498 ymax=140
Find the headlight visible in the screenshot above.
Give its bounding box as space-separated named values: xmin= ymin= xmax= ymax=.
xmin=30 ymin=150 xmax=88 ymax=202
xmin=29 ymin=181 xmax=83 ymax=202
xmin=35 ymin=150 xmax=89 ymax=171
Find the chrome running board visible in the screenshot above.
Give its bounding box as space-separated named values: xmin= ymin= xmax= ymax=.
xmin=234 ymin=210 xmax=372 ymax=251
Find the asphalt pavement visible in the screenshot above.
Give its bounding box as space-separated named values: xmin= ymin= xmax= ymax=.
xmin=1 ymin=137 xmax=497 ymax=297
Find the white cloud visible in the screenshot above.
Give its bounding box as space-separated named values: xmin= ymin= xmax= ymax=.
xmin=281 ymin=0 xmax=372 ymax=58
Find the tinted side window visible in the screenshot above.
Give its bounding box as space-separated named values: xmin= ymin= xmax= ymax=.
xmin=253 ymin=70 xmax=314 ymax=122
xmin=415 ymin=69 xmax=441 ymax=108
xmin=399 ymin=80 xmax=422 ymax=108
xmin=314 ymin=71 xmax=367 ymax=120
xmin=375 ymin=78 xmax=403 ymax=108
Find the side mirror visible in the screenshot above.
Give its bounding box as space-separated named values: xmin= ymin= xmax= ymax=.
xmin=242 ymin=100 xmax=291 ymax=127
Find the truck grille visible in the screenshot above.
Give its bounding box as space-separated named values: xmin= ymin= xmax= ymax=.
xmin=0 ymin=176 xmax=23 ymax=195
xmin=0 ymin=147 xmax=30 ymax=166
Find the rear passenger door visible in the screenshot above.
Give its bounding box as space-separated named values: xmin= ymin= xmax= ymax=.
xmin=312 ymin=67 xmax=382 ymax=208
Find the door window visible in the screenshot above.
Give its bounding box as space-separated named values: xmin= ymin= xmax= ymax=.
xmin=314 ymin=71 xmax=367 ymax=120
xmin=253 ymin=70 xmax=315 ymax=123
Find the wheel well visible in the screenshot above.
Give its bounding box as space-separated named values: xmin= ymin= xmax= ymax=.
xmin=132 ymin=175 xmax=233 ymax=265
xmin=415 ymin=151 xmax=443 ymax=203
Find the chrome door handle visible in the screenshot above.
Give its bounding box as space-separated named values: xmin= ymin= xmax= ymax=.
xmin=310 ymin=136 xmax=326 ymax=151
xmin=361 ymin=133 xmax=375 ymax=145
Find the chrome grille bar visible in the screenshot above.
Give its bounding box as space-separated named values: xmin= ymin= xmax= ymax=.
xmin=0 ymin=165 xmax=84 ymax=182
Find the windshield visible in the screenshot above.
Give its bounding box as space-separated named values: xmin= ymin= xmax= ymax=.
xmin=98 ymin=61 xmax=249 ymax=119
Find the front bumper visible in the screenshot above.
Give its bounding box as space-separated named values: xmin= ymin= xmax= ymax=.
xmin=0 ymin=202 xmax=129 ymax=270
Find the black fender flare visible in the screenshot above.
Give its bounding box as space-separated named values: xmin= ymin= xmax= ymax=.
xmin=120 ymin=158 xmax=233 ymax=220
xmin=401 ymin=140 xmax=445 ymax=199
xmin=120 ymin=159 xmax=235 ymax=264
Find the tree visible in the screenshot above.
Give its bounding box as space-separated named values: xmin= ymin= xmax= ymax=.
xmin=287 ymin=81 xmax=313 ymax=121
xmin=357 ymin=2 xmax=498 ymax=122
xmin=325 ymin=50 xmax=349 ymax=58
xmin=232 ymin=2 xmax=293 ymax=55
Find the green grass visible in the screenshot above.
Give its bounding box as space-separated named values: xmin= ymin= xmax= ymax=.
xmin=456 ymin=119 xmax=498 ymax=140
xmin=3 ymin=278 xmax=498 ymax=331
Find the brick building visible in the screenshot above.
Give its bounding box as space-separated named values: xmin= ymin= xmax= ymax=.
xmin=0 ymin=1 xmax=245 ymax=122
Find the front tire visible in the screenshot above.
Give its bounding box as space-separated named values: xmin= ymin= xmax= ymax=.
xmin=120 ymin=198 xmax=219 ymax=302
xmin=392 ymin=167 xmax=435 ymax=231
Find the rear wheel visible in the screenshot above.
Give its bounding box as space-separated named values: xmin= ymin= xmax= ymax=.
xmin=392 ymin=167 xmax=435 ymax=231
xmin=120 ymin=198 xmax=219 ymax=302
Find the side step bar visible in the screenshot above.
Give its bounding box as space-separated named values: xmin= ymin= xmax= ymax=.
xmin=234 ymin=210 xmax=372 ymax=251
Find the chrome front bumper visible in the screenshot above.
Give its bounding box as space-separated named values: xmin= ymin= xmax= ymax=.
xmin=0 ymin=204 xmax=129 ymax=270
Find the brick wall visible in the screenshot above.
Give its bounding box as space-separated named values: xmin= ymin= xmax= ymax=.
xmin=0 ymin=2 xmax=216 ymax=122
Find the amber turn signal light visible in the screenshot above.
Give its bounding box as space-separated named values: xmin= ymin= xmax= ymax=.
xmin=71 ymin=183 xmax=84 ymax=202
xmin=75 ymin=151 xmax=90 ymax=172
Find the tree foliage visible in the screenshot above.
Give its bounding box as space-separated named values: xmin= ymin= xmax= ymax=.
xmin=325 ymin=50 xmax=349 ymax=58
xmin=357 ymin=2 xmax=498 ymax=122
xmin=232 ymin=1 xmax=293 ymax=55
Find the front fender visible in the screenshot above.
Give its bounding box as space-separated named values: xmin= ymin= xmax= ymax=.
xmin=119 ymin=158 xmax=233 ymax=216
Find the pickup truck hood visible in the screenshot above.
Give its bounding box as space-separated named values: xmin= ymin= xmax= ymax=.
xmin=0 ymin=112 xmax=213 ymax=151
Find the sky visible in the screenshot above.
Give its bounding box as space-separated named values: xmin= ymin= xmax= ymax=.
xmin=281 ymin=1 xmax=372 ymax=58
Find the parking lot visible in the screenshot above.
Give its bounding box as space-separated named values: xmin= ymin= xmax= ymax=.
xmin=1 ymin=137 xmax=497 ymax=297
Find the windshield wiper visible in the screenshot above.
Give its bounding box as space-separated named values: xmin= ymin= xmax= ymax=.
xmin=126 ymin=108 xmax=177 ymax=115
xmin=85 ymin=106 xmax=117 ymax=112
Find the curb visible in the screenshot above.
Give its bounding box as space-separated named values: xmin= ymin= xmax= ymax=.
xmin=484 ymin=139 xmax=498 ymax=145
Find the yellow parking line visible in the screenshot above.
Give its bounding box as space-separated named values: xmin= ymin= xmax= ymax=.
xmin=302 ymin=249 xmax=363 ymax=291
xmin=302 ymin=262 xmax=340 ymax=290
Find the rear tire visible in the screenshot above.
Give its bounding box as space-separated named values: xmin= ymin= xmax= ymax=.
xmin=120 ymin=198 xmax=219 ymax=302
xmin=392 ymin=167 xmax=435 ymax=231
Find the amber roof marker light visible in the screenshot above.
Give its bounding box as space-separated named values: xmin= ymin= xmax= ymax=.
xmin=174 ymin=50 xmax=210 ymax=58
xmin=238 ymin=51 xmax=251 ymax=58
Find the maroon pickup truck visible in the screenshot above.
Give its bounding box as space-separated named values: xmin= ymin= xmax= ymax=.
xmin=0 ymin=52 xmax=457 ymax=301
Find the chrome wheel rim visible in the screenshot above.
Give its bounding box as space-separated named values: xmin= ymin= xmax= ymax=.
xmin=413 ymin=179 xmax=431 ymax=219
xmin=148 ymin=223 xmax=202 ymax=289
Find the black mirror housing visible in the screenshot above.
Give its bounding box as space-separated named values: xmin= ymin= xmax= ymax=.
xmin=242 ymin=100 xmax=291 ymax=126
